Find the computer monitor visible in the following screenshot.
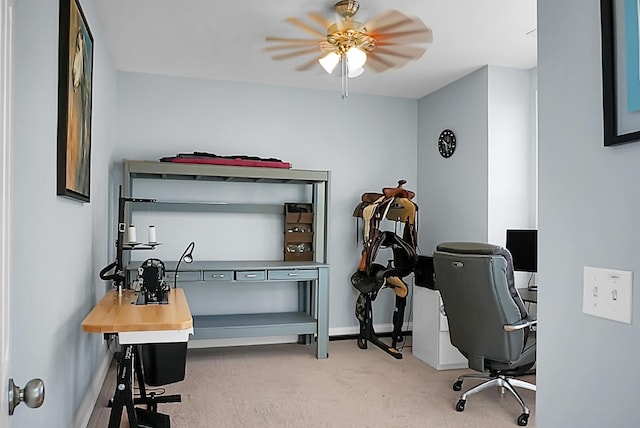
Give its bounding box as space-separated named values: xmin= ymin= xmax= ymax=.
xmin=505 ymin=229 xmax=537 ymax=272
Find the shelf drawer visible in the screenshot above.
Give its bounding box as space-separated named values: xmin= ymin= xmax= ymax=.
xmin=235 ymin=270 xmax=266 ymax=281
xmin=203 ymin=270 xmax=234 ymax=282
xmin=267 ymin=269 xmax=318 ymax=280
xmin=165 ymin=271 xmax=201 ymax=282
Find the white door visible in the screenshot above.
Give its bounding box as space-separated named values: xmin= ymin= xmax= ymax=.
xmin=0 ymin=0 xmax=12 ymax=425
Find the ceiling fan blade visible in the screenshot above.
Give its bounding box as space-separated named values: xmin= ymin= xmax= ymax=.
xmin=375 ymin=28 xmax=433 ymax=45
xmin=265 ymin=36 xmax=321 ymax=44
xmin=286 ymin=17 xmax=325 ymax=38
xmin=264 ymin=43 xmax=321 ymax=52
xmin=271 ymin=46 xmax=321 ymax=61
xmin=366 ymin=10 xmax=415 ymax=34
xmin=369 ymin=50 xmax=422 ymax=69
xmin=366 ymin=52 xmax=396 ymax=73
xmin=295 ymin=55 xmax=324 ymax=71
xmin=374 ymin=45 xmax=426 ymax=60
xmin=307 ymin=12 xmax=333 ymax=30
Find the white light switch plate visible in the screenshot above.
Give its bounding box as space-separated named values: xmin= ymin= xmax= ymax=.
xmin=583 ymin=266 xmax=633 ymax=324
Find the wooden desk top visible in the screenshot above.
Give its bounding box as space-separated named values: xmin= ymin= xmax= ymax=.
xmin=82 ymin=288 xmax=193 ymax=334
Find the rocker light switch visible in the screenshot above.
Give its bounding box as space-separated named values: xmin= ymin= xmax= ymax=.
xmin=583 ymin=266 xmax=633 ymax=324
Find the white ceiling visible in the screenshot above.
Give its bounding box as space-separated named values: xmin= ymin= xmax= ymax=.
xmin=94 ymin=0 xmax=537 ymax=99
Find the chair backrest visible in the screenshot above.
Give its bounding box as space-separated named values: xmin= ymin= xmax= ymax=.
xmin=433 ymin=242 xmax=530 ymax=372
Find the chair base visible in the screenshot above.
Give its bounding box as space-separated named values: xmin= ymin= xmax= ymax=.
xmin=453 ymin=373 xmax=536 ymax=426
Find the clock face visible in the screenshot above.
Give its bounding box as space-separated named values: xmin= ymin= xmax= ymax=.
xmin=438 ymin=129 xmax=456 ymax=158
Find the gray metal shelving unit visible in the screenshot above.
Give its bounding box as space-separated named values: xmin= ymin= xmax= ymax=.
xmin=122 ymin=160 xmax=330 ymax=359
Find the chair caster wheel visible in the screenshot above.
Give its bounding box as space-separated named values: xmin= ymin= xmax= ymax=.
xmin=455 ymin=400 xmax=466 ymax=412
xmin=517 ymin=413 xmax=529 ymax=426
xmin=452 ymin=380 xmax=463 ymax=391
xmin=357 ymin=337 xmax=367 ymax=349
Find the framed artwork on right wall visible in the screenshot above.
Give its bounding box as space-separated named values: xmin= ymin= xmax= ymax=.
xmin=601 ymin=0 xmax=640 ymax=146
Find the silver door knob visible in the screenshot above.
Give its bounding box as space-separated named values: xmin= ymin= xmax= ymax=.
xmin=8 ymin=378 xmax=45 ymax=415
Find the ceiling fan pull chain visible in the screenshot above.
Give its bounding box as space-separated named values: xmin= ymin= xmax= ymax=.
xmin=342 ymin=56 xmax=348 ymax=99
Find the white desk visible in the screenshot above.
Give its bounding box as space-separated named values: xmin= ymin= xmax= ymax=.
xmin=412 ymin=286 xmax=468 ymax=370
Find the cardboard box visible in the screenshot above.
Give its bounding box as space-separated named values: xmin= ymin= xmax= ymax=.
xmin=285 ymin=203 xmax=314 ymax=224
xmin=284 ymin=251 xmax=314 ymax=262
xmin=285 ymin=231 xmax=314 ymax=243
xmin=284 ymin=203 xmax=314 ymax=262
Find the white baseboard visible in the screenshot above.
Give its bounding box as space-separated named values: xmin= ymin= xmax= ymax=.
xmin=73 ymin=349 xmax=113 ymax=428
xmin=329 ymin=326 xmax=361 ymax=336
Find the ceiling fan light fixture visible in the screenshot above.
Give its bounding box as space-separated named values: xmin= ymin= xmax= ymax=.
xmin=347 ymin=66 xmax=364 ymax=78
xmin=319 ymin=52 xmax=340 ymax=74
xmin=346 ymin=47 xmax=367 ymax=70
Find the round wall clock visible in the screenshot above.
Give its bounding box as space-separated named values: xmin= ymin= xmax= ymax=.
xmin=437 ymin=129 xmax=456 ymax=158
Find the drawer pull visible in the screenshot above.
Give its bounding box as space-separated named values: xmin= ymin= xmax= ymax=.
xmin=211 ymin=274 xmax=225 ymax=278
xmin=287 ymin=273 xmax=299 ymax=277
xmin=245 ymin=274 xmax=257 ymax=278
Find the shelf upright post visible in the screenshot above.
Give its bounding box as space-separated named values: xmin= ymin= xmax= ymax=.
xmin=116 ymin=186 xmax=126 ymax=289
xmin=123 ymin=160 xmax=133 ymax=281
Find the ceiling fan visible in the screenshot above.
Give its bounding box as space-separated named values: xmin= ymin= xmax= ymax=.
xmin=265 ymin=0 xmax=433 ymax=98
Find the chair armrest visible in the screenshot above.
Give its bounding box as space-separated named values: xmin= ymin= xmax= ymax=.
xmin=503 ymin=317 xmax=537 ymax=332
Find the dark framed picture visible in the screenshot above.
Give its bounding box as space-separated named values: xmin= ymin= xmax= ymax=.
xmin=57 ymin=0 xmax=93 ymax=202
xmin=600 ymin=0 xmax=640 ymax=146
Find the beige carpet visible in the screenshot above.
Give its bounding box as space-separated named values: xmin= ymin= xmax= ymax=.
xmin=87 ymin=339 xmax=536 ymax=428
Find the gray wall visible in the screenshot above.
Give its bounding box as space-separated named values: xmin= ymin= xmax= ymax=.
xmin=416 ymin=67 xmax=490 ymax=254
xmin=113 ymin=72 xmax=418 ymax=334
xmin=11 ymin=0 xmax=116 ymax=426
xmin=537 ymin=0 xmax=640 ymax=426
xmin=416 ymin=65 xmax=534 ymax=263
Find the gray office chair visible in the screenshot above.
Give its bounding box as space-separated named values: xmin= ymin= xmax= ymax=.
xmin=433 ymin=242 xmax=537 ymax=427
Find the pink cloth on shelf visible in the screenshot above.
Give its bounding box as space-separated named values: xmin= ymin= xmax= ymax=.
xmin=168 ymin=157 xmax=292 ymax=169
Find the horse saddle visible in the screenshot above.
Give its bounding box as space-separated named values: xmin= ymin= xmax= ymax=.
xmin=353 ymin=179 xmax=418 ymax=221
xmin=382 ymin=179 xmax=415 ymax=200
xmin=385 ymin=197 xmax=417 ymax=224
xmin=367 ymin=231 xmax=418 ymax=278
xmin=351 ymin=231 xmax=416 ymax=298
xmin=350 ymin=263 xmax=408 ymax=298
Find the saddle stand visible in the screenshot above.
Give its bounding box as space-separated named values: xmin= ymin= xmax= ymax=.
xmin=355 ymin=285 xmax=406 ymax=359
xmin=351 ymin=180 xmax=419 ymax=359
